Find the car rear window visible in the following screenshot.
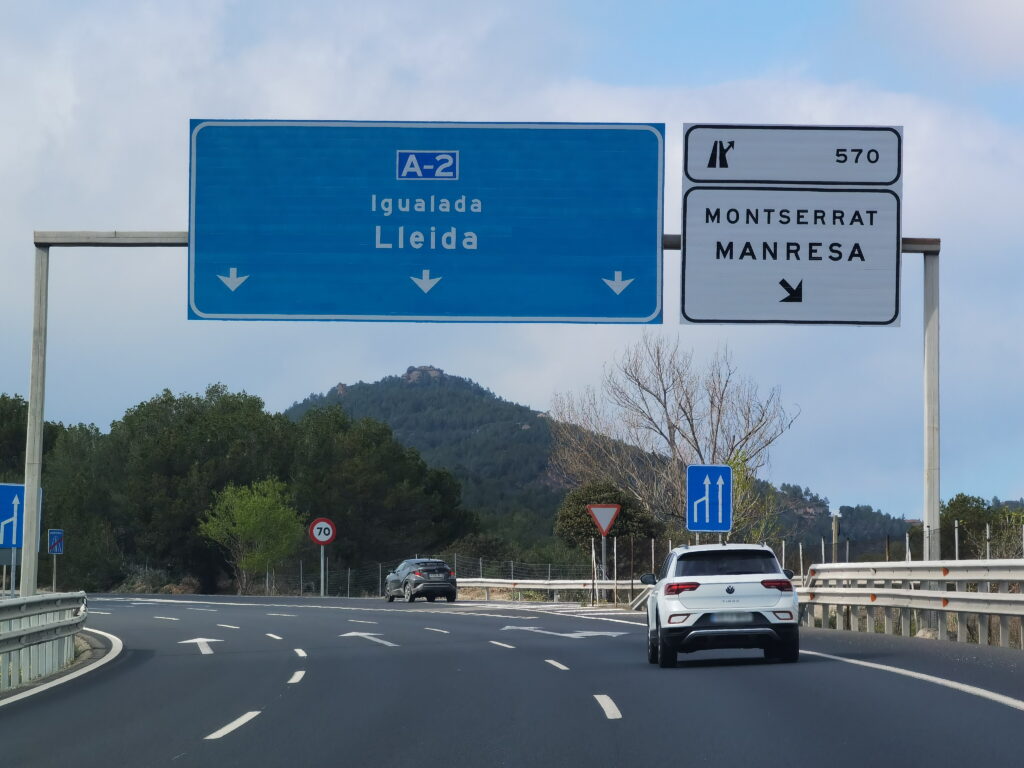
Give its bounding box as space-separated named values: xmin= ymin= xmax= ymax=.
xmin=417 ymin=561 xmax=449 ymax=570
xmin=674 ymin=550 xmax=781 ymax=577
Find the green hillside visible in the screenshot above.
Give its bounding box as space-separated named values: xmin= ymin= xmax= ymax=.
xmin=285 ymin=366 xmax=565 ymax=543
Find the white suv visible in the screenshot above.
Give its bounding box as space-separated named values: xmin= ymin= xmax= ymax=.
xmin=641 ymin=543 xmax=799 ymax=668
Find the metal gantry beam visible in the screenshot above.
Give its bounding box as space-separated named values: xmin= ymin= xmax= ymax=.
xmin=18 ymin=232 xmax=940 ymax=595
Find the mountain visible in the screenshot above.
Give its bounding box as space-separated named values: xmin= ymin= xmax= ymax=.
xmin=284 ymin=366 xmax=565 ymax=543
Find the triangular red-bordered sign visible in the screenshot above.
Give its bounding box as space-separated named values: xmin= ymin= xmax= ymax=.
xmin=586 ymin=504 xmax=620 ymax=536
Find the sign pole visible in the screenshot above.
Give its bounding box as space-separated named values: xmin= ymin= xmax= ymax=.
xmin=601 ymin=535 xmax=607 ymax=601
xmin=923 ymin=247 xmax=941 ymax=561
xmin=320 ymin=545 xmax=325 ymax=598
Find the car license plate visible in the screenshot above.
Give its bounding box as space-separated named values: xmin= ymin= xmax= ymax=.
xmin=709 ymin=612 xmax=751 ymax=625
xmin=429 ymin=574 xmax=444 ymax=580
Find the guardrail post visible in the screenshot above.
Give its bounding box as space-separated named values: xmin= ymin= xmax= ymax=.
xmin=999 ymin=581 xmax=1009 ymax=647
xmin=901 ymin=607 xmax=911 ymax=637
xmin=956 ymin=580 xmax=966 ymax=643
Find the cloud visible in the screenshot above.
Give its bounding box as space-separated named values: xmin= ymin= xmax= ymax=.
xmin=0 ymin=1 xmax=1021 ymax=522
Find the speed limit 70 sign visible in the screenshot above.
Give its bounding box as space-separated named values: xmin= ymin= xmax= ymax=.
xmin=308 ymin=517 xmax=336 ymax=546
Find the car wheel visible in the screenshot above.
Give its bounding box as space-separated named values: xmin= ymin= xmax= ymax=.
xmin=778 ymin=632 xmax=799 ymax=663
xmin=657 ymin=620 xmax=677 ymax=668
xmin=446 ymin=594 xmax=457 ymax=603
xmin=426 ymin=596 xmax=436 ymax=602
xmin=385 ymin=591 xmax=395 ymax=603
xmin=404 ymin=582 xmax=416 ymax=602
xmin=647 ymin=628 xmax=659 ymax=664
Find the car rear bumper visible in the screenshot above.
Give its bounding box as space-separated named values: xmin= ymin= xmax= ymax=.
xmin=411 ymin=581 xmax=457 ymax=597
xmin=661 ymin=622 xmax=797 ymax=653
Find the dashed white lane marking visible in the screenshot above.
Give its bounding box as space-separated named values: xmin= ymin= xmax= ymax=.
xmin=153 ymin=616 xmax=179 ymax=621
xmin=217 ymin=624 xmax=240 ymax=630
xmin=424 ymin=628 xmax=450 ymax=634
xmin=187 ymin=607 xmax=218 ymax=612
xmin=489 ymin=641 xmax=515 ymax=649
xmin=266 ymin=613 xmax=295 ymax=617
xmin=348 ymin=619 xmax=378 ymax=624
xmin=546 ymin=660 xmax=570 ymax=671
xmin=287 ymin=671 xmax=305 ymax=684
xmin=266 ymin=633 xmax=282 ymax=640
xmin=90 ymin=611 xmax=112 ymax=615
xmin=204 ymin=711 xmax=261 ymax=740
xmin=801 ymin=650 xmax=1024 ymax=713
xmin=594 ymin=694 xmax=622 ymax=720
xmin=294 ymin=648 xmax=307 ymax=658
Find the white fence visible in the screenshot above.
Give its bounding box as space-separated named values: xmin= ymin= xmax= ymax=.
xmin=0 ymin=592 xmax=87 ymax=693
xmin=799 ymin=561 xmax=1024 ymax=647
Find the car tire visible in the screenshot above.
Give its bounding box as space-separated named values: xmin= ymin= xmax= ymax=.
xmin=385 ymin=592 xmax=395 ymax=603
xmin=404 ymin=582 xmax=416 ymax=602
xmin=647 ymin=628 xmax=659 ymax=664
xmin=426 ymin=596 xmax=436 ymax=602
xmin=446 ymin=594 xmax=457 ymax=603
xmin=778 ymin=632 xmax=799 ymax=663
xmin=657 ymin=622 xmax=677 ymax=668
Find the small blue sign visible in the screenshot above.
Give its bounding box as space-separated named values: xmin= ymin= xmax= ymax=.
xmin=686 ymin=465 xmax=733 ymax=533
xmin=48 ymin=529 xmax=64 ymax=555
xmin=189 ymin=121 xmax=664 ymax=323
xmin=0 ymin=483 xmax=25 ymax=549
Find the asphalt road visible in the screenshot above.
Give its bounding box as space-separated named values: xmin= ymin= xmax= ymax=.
xmin=2 ymin=594 xmax=1023 ymax=767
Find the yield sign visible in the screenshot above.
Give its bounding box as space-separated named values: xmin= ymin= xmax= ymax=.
xmin=586 ymin=504 xmax=620 ymax=536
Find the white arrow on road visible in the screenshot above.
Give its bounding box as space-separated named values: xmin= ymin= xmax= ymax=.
xmin=410 ymin=269 xmax=442 ymax=294
xmin=602 ymin=271 xmax=634 ymax=295
xmin=501 ymin=626 xmax=626 ymax=639
xmin=339 ymin=632 xmax=399 ymax=647
xmin=217 ymin=267 xmax=249 ymax=291
xmin=178 ymin=638 xmax=223 ymax=655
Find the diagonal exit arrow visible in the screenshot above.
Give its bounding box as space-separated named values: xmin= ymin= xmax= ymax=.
xmin=779 ymin=279 xmax=803 ymax=303
xmin=339 ymin=632 xmax=399 ymax=647
xmin=178 ymin=638 xmax=223 ymax=655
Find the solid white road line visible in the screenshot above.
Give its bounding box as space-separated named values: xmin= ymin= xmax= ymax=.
xmin=489 ymin=641 xmax=515 ymax=649
xmin=801 ymin=650 xmax=1024 ymax=713
xmin=294 ymin=648 xmax=307 ymax=658
xmin=424 ymin=628 xmax=450 ymax=634
xmin=204 ymin=711 xmax=261 ymax=740
xmin=545 ymin=660 xmax=570 ymax=671
xmin=287 ymin=671 xmax=305 ymax=684
xmin=594 ymin=694 xmax=622 ymax=720
xmin=153 ymin=616 xmax=179 ymax=621
xmin=217 ymin=624 xmax=240 ymax=630
xmin=0 ymin=629 xmax=124 ymax=710
xmin=89 ymin=610 xmax=111 ymax=615
xmin=187 ymin=607 xmax=218 ymax=612
xmin=348 ymin=619 xmax=378 ymax=624
xmin=266 ymin=633 xmax=282 ymax=640
xmin=266 ymin=613 xmax=295 ymax=617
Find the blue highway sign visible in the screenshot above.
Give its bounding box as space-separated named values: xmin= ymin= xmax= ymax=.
xmin=686 ymin=464 xmax=733 ymax=533
xmin=48 ymin=529 xmax=64 ymax=555
xmin=189 ymin=121 xmax=664 ymax=322
xmin=0 ymin=483 xmax=25 ymax=548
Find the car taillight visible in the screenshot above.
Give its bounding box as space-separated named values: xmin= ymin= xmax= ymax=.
xmin=413 ymin=571 xmax=423 ymax=577
xmin=449 ymin=571 xmax=455 ymax=577
xmin=761 ymin=579 xmax=793 ymax=592
xmin=664 ymin=582 xmax=700 ymax=595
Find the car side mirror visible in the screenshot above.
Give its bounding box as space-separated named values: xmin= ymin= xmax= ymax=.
xmin=640 ymin=573 xmax=657 ymax=586
xmin=783 ymin=569 xmax=795 ymax=580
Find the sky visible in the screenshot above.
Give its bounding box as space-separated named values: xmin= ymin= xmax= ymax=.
xmin=0 ymin=0 xmax=1022 ymax=520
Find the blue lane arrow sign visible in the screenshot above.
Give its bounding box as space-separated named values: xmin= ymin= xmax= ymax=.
xmin=685 ymin=465 xmax=733 ymax=533
xmin=0 ymin=484 xmax=24 ymax=548
xmin=189 ymin=121 xmax=664 ymax=323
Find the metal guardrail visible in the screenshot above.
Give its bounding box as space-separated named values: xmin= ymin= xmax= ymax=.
xmin=798 ymin=561 xmax=1024 ymax=647
xmin=457 ymin=577 xmax=639 ymax=602
xmin=1 ymin=592 xmax=88 ymax=692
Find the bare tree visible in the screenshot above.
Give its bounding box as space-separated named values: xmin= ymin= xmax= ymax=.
xmin=550 ymin=334 xmax=797 ymax=539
